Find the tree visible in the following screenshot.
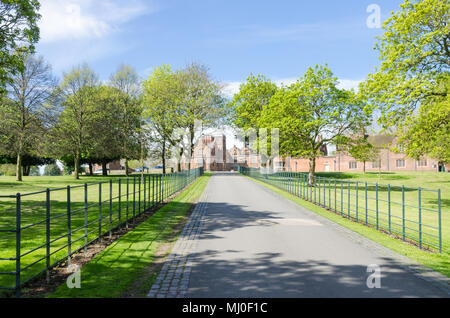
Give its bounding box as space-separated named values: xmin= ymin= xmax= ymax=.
xmin=85 ymin=86 xmax=125 ymax=176
xmin=261 ymin=65 xmax=371 ymax=184
xmin=143 ymin=65 xmax=180 ymax=174
xmin=0 ymin=54 xmax=56 ymax=181
xmin=0 ymin=0 xmax=41 ymax=95
xmin=176 ymin=63 xmax=226 ymax=169
xmin=395 ymin=95 xmax=450 ymax=162
xmin=230 ymin=74 xmax=278 ymax=131
xmin=43 ymin=163 xmax=61 ymax=176
xmin=29 ymin=165 xmax=39 ymax=176
xmin=110 ymin=64 xmax=142 ymax=176
xmin=340 ymin=135 xmax=380 ymax=173
xmin=360 ymin=0 xmax=449 ymax=160
xmin=229 ymin=74 xmax=278 ymax=166
xmin=49 ymin=64 xmax=99 ymax=179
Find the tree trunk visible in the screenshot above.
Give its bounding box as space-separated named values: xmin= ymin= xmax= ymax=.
xmin=89 ymin=163 xmax=93 ymax=176
xmin=125 ymin=159 xmax=129 ymax=177
xmin=16 ymin=153 xmax=23 ymax=181
xmin=102 ymin=161 xmax=108 ymax=176
xmin=363 ymin=161 xmax=366 ymax=174
xmin=74 ymin=153 xmax=80 ymax=179
xmin=308 ymin=158 xmax=316 ymax=186
xmin=162 ymin=144 xmax=166 ymax=174
xmin=23 ymin=165 xmax=30 ymax=176
xmin=178 ymin=147 xmax=183 ymax=172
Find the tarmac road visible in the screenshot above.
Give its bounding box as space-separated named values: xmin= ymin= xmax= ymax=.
xmin=185 ymin=172 xmax=448 ymax=298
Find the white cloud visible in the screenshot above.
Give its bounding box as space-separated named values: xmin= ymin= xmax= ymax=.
xmin=337 ymin=79 xmax=362 ymax=91
xmin=222 ymin=77 xmax=362 ymax=98
xmin=221 ymin=81 xmax=242 ymax=98
xmin=38 ymin=0 xmax=153 ymax=43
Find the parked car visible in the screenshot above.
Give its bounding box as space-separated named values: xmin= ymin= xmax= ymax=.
xmin=152 ymin=165 xmax=163 ymax=169
xmin=135 ymin=166 xmax=149 ymax=172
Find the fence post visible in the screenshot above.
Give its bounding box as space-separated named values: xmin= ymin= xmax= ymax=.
xmin=84 ymin=184 xmax=88 ymax=255
xmin=402 ymin=185 xmax=405 ymax=241
xmin=438 ymin=189 xmax=442 ymax=253
xmin=67 ymin=185 xmax=71 ymax=265
xmin=126 ymin=178 xmax=129 ymax=228
xmin=328 ymin=179 xmax=331 ymax=208
xmin=376 ymin=183 xmax=379 ymax=230
xmin=348 ymin=182 xmax=350 ymax=219
xmin=144 ymin=175 xmax=146 ymax=210
xmin=356 ymin=182 xmax=358 ymax=222
xmin=318 ymin=176 xmax=321 ymax=205
xmin=334 ymin=179 xmax=337 ymax=213
xmin=388 ymin=184 xmax=391 ymax=234
xmin=152 ymin=175 xmax=155 ymax=207
xmin=15 ymin=193 xmax=21 ymax=298
xmin=109 ymin=180 xmax=112 ymax=238
xmin=138 ymin=175 xmax=141 ymax=214
xmin=98 ymin=183 xmax=102 ymax=243
xmin=118 ymin=179 xmax=122 ymax=229
xmin=365 ymin=182 xmax=368 ymax=225
xmin=340 ymin=181 xmax=343 ymax=216
xmin=418 ymin=187 xmax=422 ymax=249
xmin=46 ymin=188 xmax=50 ymax=283
xmin=133 ymin=176 xmax=136 ymax=223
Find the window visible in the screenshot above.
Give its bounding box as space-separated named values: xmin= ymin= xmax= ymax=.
xmin=348 ymin=161 xmax=357 ymax=169
xmin=396 ymin=159 xmax=405 ymax=168
xmin=417 ymin=159 xmax=427 ymax=167
xmin=372 ymin=160 xmax=381 ymax=168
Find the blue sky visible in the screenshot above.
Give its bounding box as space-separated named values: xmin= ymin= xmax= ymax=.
xmin=36 ymin=0 xmax=405 ymax=96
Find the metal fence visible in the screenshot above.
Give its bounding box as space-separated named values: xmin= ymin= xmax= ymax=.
xmin=239 ymin=166 xmax=443 ymax=254
xmin=0 ymin=167 xmax=203 ymax=297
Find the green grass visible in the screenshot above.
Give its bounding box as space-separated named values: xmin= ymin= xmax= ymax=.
xmin=0 ymin=172 xmax=199 ymax=292
xmin=245 ymin=175 xmax=450 ymax=277
xmin=47 ymin=173 xmax=210 ymax=298
xmin=248 ymin=171 xmax=449 ymax=254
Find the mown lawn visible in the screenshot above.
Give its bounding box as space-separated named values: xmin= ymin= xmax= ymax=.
xmin=48 ymin=173 xmax=210 ymax=298
xmin=0 ymin=173 xmax=196 ymax=293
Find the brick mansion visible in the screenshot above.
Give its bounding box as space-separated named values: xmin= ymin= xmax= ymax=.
xmin=182 ymin=134 xmax=448 ymax=173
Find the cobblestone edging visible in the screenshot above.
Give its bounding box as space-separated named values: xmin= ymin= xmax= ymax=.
xmin=147 ymin=190 xmax=209 ymax=298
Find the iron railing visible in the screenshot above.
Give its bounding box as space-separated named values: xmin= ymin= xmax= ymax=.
xmin=0 ymin=167 xmax=203 ymax=297
xmin=239 ymin=166 xmax=443 ymax=254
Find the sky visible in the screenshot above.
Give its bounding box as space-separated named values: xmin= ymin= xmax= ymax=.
xmin=35 ymin=0 xmax=405 ymax=148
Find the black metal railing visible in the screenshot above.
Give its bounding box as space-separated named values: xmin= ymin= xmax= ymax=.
xmin=239 ymin=166 xmax=444 ymax=254
xmin=0 ymin=167 xmax=203 ymax=297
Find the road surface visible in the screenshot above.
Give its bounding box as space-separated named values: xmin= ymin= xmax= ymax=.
xmin=181 ymin=172 xmax=449 ymax=298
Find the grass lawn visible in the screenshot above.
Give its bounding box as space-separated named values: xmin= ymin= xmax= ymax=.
xmin=253 ymin=171 xmax=449 ymax=254
xmin=48 ymin=173 xmax=210 ymax=298
xmin=0 ymin=173 xmax=198 ymax=293
xmin=245 ymin=174 xmax=450 ymax=277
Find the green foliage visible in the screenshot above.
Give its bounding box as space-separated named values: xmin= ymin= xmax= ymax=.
xmin=261 ymin=65 xmax=371 ymax=179
xmin=143 ymin=65 xmax=180 ymax=173
xmin=396 ymin=95 xmax=450 ymax=162
xmin=360 ymin=0 xmax=449 ymax=161
xmin=109 ymin=64 xmax=143 ymax=174
xmin=340 ymin=136 xmax=380 ymax=172
xmin=49 ymin=64 xmax=99 ymax=179
xmin=0 ymin=54 xmax=56 ymax=181
xmin=29 ymin=166 xmax=39 ymax=176
xmin=0 ymin=163 xmax=15 ymax=176
xmin=229 ymin=74 xmax=278 ymax=131
xmin=43 ymin=163 xmax=61 ymax=176
xmin=0 ymin=0 xmax=41 ymax=95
